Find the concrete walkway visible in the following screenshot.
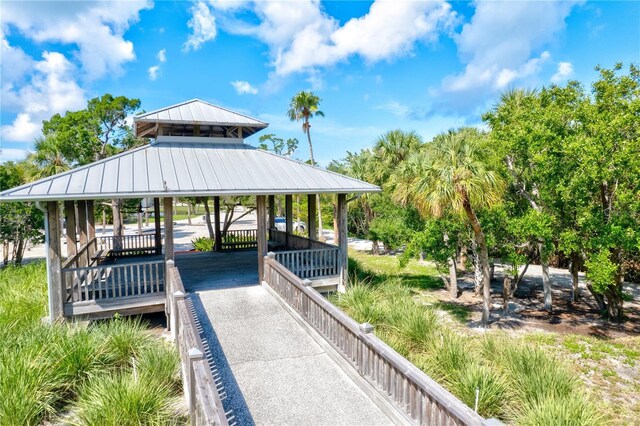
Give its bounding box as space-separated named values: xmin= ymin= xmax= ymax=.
xmin=176 ymin=251 xmax=393 ymax=426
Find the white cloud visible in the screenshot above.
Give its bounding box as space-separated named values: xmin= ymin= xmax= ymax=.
xmin=374 ymin=101 xmax=410 ymax=117
xmin=441 ymin=1 xmax=578 ymax=95
xmin=184 ymin=2 xmax=217 ymax=51
xmin=207 ymin=0 xmax=456 ymax=76
xmin=157 ymin=49 xmax=166 ymax=63
xmin=1 ymin=50 xmax=85 ymax=143
xmin=230 ymin=80 xmax=258 ymax=95
xmin=1 ymin=1 xmax=151 ymax=81
xmin=551 ymin=61 xmax=574 ymax=83
xmin=0 ymin=148 xmax=32 ymax=163
xmin=148 ymin=65 xmax=160 ymax=81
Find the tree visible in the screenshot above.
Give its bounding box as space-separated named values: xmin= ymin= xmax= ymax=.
xmin=0 ymin=162 xmax=44 ymax=264
xmin=41 ymin=94 xmax=142 ymax=240
xmin=399 ymin=128 xmax=505 ymax=324
xmin=288 ymin=91 xmax=325 ymax=238
xmin=258 ymin=133 xmax=298 ymax=157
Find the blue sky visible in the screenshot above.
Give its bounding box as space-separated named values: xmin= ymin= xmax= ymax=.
xmin=1 ymin=0 xmax=639 ymax=166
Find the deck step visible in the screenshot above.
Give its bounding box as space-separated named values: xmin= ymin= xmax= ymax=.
xmin=310 ymin=276 xmax=339 ymax=294
xmin=64 ymin=293 xmax=165 ymax=319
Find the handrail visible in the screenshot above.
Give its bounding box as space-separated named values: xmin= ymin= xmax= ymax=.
xmin=263 ymin=255 xmax=487 ymax=426
xmin=269 ymin=228 xmax=336 ymax=250
xmin=62 ymin=236 xmax=97 ymax=270
xmin=220 ymin=229 xmax=257 ymax=250
xmin=98 ymin=234 xmax=159 ymax=256
xmin=63 ymin=259 xmax=165 ymax=303
xmin=166 ymin=260 xmax=228 ymax=426
xmin=274 ymin=247 xmax=339 ymax=279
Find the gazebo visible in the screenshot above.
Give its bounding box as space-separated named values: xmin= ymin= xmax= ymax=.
xmin=0 ymin=99 xmax=380 ymax=321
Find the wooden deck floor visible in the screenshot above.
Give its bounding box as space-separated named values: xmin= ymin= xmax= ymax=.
xmin=175 ymin=250 xmax=258 ymax=292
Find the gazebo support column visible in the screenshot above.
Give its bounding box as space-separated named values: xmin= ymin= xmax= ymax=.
xmin=268 ymin=195 xmax=275 ymax=230
xmin=285 ymin=195 xmax=293 ymax=247
xmin=86 ymin=200 xmax=96 ymax=260
xmin=163 ymin=197 xmax=174 ymax=261
xmin=154 ymin=198 xmax=162 ymax=255
xmin=307 ymin=194 xmax=317 ymax=240
xmin=77 ymin=200 xmax=89 ymax=267
xmin=336 ymin=194 xmax=348 ymax=292
xmin=46 ymin=201 xmax=64 ymax=320
xmin=214 ymin=196 xmax=222 ymax=252
xmin=257 ymin=195 xmax=268 ymax=281
xmin=64 ymin=201 xmax=77 ymax=258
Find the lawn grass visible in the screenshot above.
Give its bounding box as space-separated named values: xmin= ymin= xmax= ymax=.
xmin=0 ymin=261 xmax=184 ymax=425
xmin=334 ymin=253 xmax=617 ymax=424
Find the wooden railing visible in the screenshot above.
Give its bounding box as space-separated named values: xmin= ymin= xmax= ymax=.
xmin=269 ymin=228 xmax=335 ymax=251
xmin=62 ymin=237 xmax=98 ymax=270
xmin=98 ymin=234 xmax=158 ymax=257
xmin=166 ymin=260 xmax=228 ymax=426
xmin=63 ymin=259 xmax=165 ymax=303
xmin=274 ymin=248 xmax=339 ymax=279
xmin=220 ymin=229 xmax=257 ymax=250
xmin=263 ymin=256 xmax=487 ymax=426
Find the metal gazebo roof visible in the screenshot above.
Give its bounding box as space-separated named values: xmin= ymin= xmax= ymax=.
xmin=134 ymin=99 xmax=268 ymax=138
xmin=0 ymin=137 xmax=380 ymax=202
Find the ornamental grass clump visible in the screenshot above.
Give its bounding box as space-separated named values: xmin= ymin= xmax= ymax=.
xmin=0 ymin=261 xmax=182 ymax=425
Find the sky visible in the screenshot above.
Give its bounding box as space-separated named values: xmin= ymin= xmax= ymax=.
xmin=1 ymin=0 xmax=639 ymax=166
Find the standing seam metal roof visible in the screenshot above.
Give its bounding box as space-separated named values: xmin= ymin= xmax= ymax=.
xmin=134 ymin=99 xmax=268 ymax=127
xmin=0 ymin=140 xmax=380 ymax=201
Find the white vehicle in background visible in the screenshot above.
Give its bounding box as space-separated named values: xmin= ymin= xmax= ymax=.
xmin=274 ymin=217 xmax=306 ymax=233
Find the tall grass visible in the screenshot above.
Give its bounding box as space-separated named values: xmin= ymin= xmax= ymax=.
xmin=333 ymin=258 xmax=606 ymax=425
xmin=0 ymin=261 xmax=182 ymax=425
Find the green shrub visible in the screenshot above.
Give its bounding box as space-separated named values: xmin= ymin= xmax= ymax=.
xmin=332 ymin=281 xmax=384 ymax=325
xmin=450 ymin=363 xmax=507 ymax=419
xmin=191 ymin=237 xmax=214 ymax=252
xmin=390 ymin=303 xmax=437 ymax=349
xmin=68 ymin=373 xmax=179 ymax=426
xmin=94 ymin=316 xmax=154 ymax=367
xmin=136 ymin=346 xmax=181 ymax=393
xmin=516 ymin=394 xmax=606 ymax=426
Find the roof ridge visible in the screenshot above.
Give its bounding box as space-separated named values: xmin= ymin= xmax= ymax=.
xmin=134 ymin=99 xmax=267 ymax=126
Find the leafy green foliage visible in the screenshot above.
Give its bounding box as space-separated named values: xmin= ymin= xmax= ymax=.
xmin=192 ymin=236 xmax=214 ymax=251
xmin=585 ymin=250 xmax=619 ymax=294
xmin=0 ymin=262 xmax=182 ymax=425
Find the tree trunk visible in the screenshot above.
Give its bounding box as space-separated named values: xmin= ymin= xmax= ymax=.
xmin=203 ymin=199 xmax=214 ymax=239
xmin=570 ymin=252 xmax=581 ymax=303
xmin=471 ymin=239 xmax=482 ymax=296
xmin=187 ymin=202 xmax=192 ymax=226
xmin=539 ymin=242 xmax=552 ymax=312
xmin=305 ymin=123 xmax=323 ymax=240
xmin=586 ymin=283 xmax=607 ymax=312
xmin=102 ymin=210 xmax=106 ymax=234
xmin=503 ymin=275 xmax=512 ymax=316
xmin=448 ymin=256 xmax=458 ymax=298
xmin=2 ymin=242 xmax=9 ymax=265
xmin=462 ymin=197 xmax=492 ymax=325
xmin=14 ymin=239 xmax=25 ymax=265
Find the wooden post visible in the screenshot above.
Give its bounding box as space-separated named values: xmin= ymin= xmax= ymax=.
xmin=214 ymin=196 xmax=222 ymax=252
xmin=164 ymin=197 xmax=174 ymax=262
xmin=268 ymin=195 xmax=275 ymax=230
xmin=64 ymin=201 xmax=77 ymax=258
xmin=337 ymin=194 xmax=348 ymax=291
xmin=256 ymin=195 xmax=268 ymax=281
xmin=77 ymin=200 xmax=89 ymax=267
xmin=285 ymin=194 xmax=293 ymax=248
xmin=307 ymin=194 xmax=317 ymax=240
xmin=188 ymin=347 xmax=204 ymax=425
xmin=46 ymin=201 xmax=64 ymax=320
xmin=154 ymin=198 xmax=162 ymax=255
xmin=87 ymin=200 xmax=96 ymax=260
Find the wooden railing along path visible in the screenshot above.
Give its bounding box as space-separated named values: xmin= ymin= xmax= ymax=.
xmin=274 ymin=248 xmax=339 ymax=279
xmin=63 ymin=259 xmax=165 ymax=303
xmin=166 ymin=260 xmax=228 ymax=426
xmin=269 ymin=228 xmax=335 ymax=250
xmin=98 ymin=234 xmax=158 ymax=257
xmin=220 ymin=229 xmax=257 ymax=250
xmin=264 ymin=254 xmax=492 ymax=426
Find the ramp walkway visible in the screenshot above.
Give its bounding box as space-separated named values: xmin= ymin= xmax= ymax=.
xmin=176 ymin=251 xmax=394 ymax=426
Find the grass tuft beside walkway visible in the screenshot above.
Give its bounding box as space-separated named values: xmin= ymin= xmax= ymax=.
xmin=0 ymin=261 xmax=184 ymax=426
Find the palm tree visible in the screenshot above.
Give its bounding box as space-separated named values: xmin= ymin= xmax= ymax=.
xmin=288 ymin=91 xmax=325 ymax=238
xmin=30 ymin=135 xmax=70 ymax=179
xmin=400 ymin=128 xmax=504 ymax=324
